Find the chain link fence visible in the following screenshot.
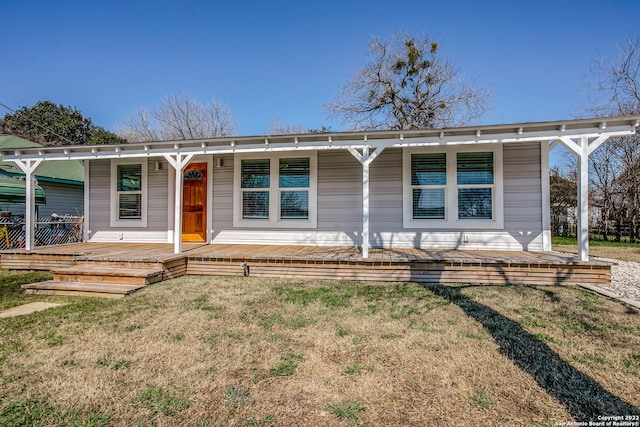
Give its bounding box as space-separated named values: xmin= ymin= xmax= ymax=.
xmin=0 ymin=215 xmax=84 ymax=249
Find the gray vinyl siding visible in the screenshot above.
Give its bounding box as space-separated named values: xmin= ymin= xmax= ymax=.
xmin=317 ymin=151 xmax=362 ymax=232
xmin=212 ymin=151 xmax=364 ymax=235
xmin=0 ymin=182 xmax=83 ymax=218
xmin=89 ymin=143 xmax=544 ymax=251
xmin=209 ymin=145 xmax=544 ymax=250
xmin=503 ymin=142 xmax=543 ymax=250
xmin=88 ymin=159 xmax=110 ymax=231
xmin=148 ymin=161 xmax=169 ymax=230
xmin=88 ymin=158 xmax=169 ymax=237
xmin=211 ymin=154 xmax=234 ymax=232
xmin=366 ymin=143 xmax=543 ymax=250
xmin=370 ymin=148 xmax=403 ymax=232
xmin=38 ymin=182 xmax=83 ymax=218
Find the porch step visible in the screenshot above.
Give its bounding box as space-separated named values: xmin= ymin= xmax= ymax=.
xmin=22 ymin=281 xmax=144 ymax=299
xmin=52 ymin=265 xmax=165 ymax=286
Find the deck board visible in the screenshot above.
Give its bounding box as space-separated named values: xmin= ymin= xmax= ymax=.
xmin=1 ymin=242 xmax=611 ymax=287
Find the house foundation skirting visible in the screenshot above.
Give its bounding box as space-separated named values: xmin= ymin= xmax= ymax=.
xmin=0 ymin=243 xmax=610 ymax=287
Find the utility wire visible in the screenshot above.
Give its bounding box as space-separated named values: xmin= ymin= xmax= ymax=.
xmin=0 ymin=100 xmax=80 ymax=145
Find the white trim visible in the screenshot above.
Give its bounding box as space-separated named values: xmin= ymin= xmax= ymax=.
xmin=83 ymin=159 xmax=90 ymax=242
xmin=110 ymin=159 xmax=148 ymax=228
xmin=3 ymin=116 xmax=637 ymax=163
xmin=210 ymin=230 xmax=542 ymax=251
xmin=402 ymin=144 xmax=504 ymax=230
xmin=540 ymin=141 xmax=552 ymax=251
xmin=233 ymin=151 xmax=318 ymax=229
xmin=89 ymin=230 xmax=168 ymax=243
xmin=167 ymin=164 xmax=175 ymax=243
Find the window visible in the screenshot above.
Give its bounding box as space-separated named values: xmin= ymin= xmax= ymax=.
xmin=411 ymin=153 xmax=446 ymax=219
xmin=111 ymin=160 xmax=148 ymax=227
xmin=241 ymin=159 xmax=270 ymax=219
xmin=457 ymin=152 xmax=494 ymax=220
xmin=279 ymin=158 xmax=310 ymax=219
xmin=234 ymin=153 xmax=317 ymax=228
xmin=403 ymin=146 xmax=502 ymax=229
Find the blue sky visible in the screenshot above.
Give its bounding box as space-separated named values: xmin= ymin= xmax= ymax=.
xmin=2 ymin=0 xmax=639 ymax=137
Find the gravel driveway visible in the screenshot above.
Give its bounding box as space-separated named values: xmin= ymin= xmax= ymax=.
xmin=596 ymin=257 xmax=640 ymax=302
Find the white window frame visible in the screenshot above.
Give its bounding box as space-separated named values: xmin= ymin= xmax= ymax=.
xmin=233 ymin=152 xmax=317 ymax=228
xmin=403 ymin=144 xmax=503 ymax=229
xmin=110 ymin=159 xmax=148 ymax=228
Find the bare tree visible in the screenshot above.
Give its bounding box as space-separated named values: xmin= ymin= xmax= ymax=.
xmin=117 ymin=106 xmax=159 ymax=142
xmin=327 ymin=32 xmax=492 ymax=130
xmin=585 ymin=36 xmax=640 ymax=241
xmin=265 ymin=116 xmax=305 ymax=135
xmin=550 ymin=166 xmax=577 ymax=237
xmin=117 ymin=93 xmax=238 ymax=142
xmin=588 ymin=37 xmax=640 ymax=116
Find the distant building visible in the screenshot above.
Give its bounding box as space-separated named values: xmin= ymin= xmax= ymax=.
xmin=0 ymin=135 xmax=83 ymax=218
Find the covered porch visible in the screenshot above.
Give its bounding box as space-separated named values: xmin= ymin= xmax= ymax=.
xmin=1 ymin=116 xmax=639 ymax=263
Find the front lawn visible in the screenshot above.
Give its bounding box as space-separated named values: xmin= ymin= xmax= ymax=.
xmin=1 ymin=275 xmax=639 ymax=425
xmin=552 ymin=236 xmax=640 ymax=262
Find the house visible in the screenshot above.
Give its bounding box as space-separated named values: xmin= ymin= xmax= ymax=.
xmin=1 ymin=116 xmax=638 ymax=263
xmin=0 ymin=135 xmax=84 ymax=218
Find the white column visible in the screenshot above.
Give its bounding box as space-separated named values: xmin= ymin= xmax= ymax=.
xmin=164 ymin=154 xmax=194 ymax=254
xmin=174 ymin=166 xmax=184 ymax=254
xmin=83 ymin=160 xmax=90 ymax=242
xmin=13 ymin=160 xmax=42 ymax=250
xmin=347 ymin=145 xmax=385 ymax=259
xmin=362 ymin=146 xmax=370 ymax=259
xmin=540 ymin=141 xmax=552 ymax=251
xmin=577 ymin=136 xmax=590 ymax=261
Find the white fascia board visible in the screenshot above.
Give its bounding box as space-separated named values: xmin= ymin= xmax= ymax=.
xmin=2 ymin=122 xmax=637 ymax=162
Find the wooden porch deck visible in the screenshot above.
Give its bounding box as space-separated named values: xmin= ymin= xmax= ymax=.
xmin=0 ymin=242 xmax=611 ymax=288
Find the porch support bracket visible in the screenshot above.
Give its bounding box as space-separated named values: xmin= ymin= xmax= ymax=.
xmin=556 ymin=135 xmax=612 ymax=261
xmin=12 ymin=159 xmax=43 ymax=250
xmin=164 ymin=153 xmax=194 ymax=254
xmin=347 ymin=145 xmax=385 ymax=259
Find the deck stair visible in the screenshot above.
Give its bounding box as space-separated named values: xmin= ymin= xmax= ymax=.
xmin=21 ymin=281 xmax=144 ymax=299
xmin=21 ymin=262 xmax=165 ymax=299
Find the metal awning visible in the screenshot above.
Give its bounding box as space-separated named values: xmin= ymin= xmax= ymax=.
xmin=0 ymin=174 xmax=46 ymax=205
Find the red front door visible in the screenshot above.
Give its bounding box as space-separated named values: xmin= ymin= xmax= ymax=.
xmin=182 ymin=163 xmax=207 ymax=242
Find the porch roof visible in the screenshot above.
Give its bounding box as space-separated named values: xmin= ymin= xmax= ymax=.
xmin=1 ymin=116 xmax=639 ymax=162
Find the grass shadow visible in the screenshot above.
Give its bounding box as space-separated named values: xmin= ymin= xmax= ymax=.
xmin=420 ymin=283 xmax=640 ymax=420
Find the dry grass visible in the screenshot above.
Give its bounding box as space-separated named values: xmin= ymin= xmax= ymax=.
xmin=1 ymin=276 xmax=640 ymax=426
xmin=553 ymin=244 xmax=640 ymax=262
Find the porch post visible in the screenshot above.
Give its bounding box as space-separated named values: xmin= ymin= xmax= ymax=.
xmin=13 ymin=160 xmax=43 ymax=250
xmin=558 ymin=134 xmax=613 ymax=262
xmin=577 ymin=136 xmax=590 ymax=261
xmin=541 ymin=141 xmax=552 ymax=251
xmin=164 ymin=153 xmax=194 ymax=254
xmin=83 ymin=160 xmax=90 ymax=242
xmin=362 ymin=147 xmax=370 ymax=259
xmin=347 ymin=145 xmax=385 ymax=259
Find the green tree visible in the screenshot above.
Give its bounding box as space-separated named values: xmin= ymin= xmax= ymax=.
xmin=0 ymin=101 xmax=125 ymax=146
xmin=327 ymin=32 xmax=491 ymax=130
